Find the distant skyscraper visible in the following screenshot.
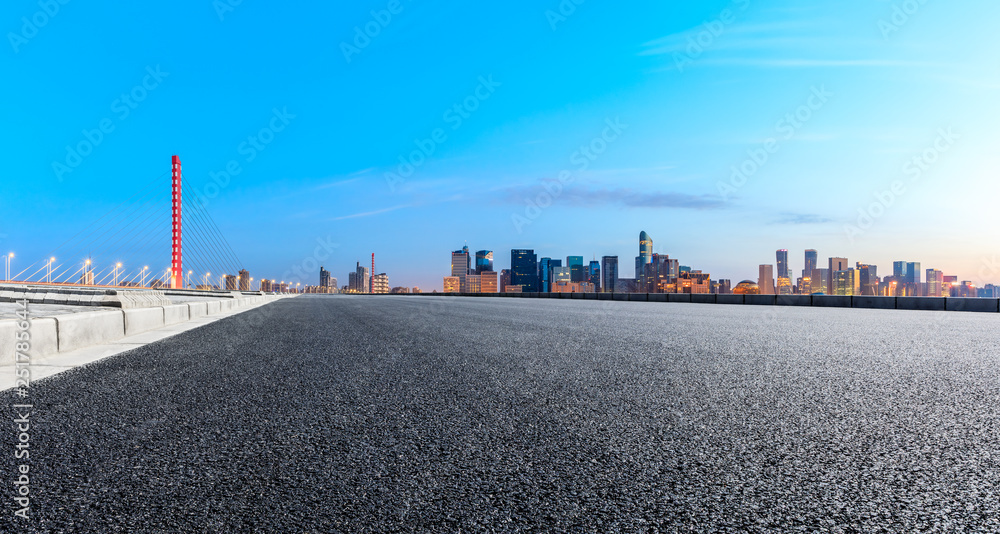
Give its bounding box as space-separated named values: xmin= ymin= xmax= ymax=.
xmin=758 ymin=265 xmax=775 ymax=295
xmin=893 ymin=261 xmax=907 ymax=280
xmin=811 ymin=268 xmax=828 ymax=294
xmin=499 ymin=269 xmax=511 ymax=292
xmin=637 ymin=231 xmax=653 ymax=284
xmin=239 ymin=269 xmax=250 ymax=291
xmin=539 ymin=258 xmax=553 ymax=293
xmin=475 ymin=250 xmax=494 ymax=274
xmin=828 ymin=257 xmax=848 ymax=296
xmin=510 ymin=249 xmax=538 ymax=292
xmin=601 ymin=256 xmax=618 ymax=293
xmin=354 ymin=262 xmax=369 ymax=293
xmin=776 ymin=249 xmax=790 ymax=280
xmin=452 ymin=249 xmax=470 ymax=292
xmin=906 ymin=262 xmax=921 ymax=285
xmin=833 ymin=269 xmax=856 ymax=296
xmin=319 ymin=267 xmax=331 ymax=288
xmin=803 ymin=249 xmax=817 ymax=279
xmin=588 ymin=261 xmax=601 ymax=292
xmin=857 ymin=263 xmax=877 ymax=296
xmin=926 ymin=268 xmax=943 ymax=297
xmin=567 ymin=256 xmax=584 ymax=282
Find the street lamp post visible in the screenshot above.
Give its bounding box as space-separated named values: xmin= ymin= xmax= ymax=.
xmin=4 ymin=252 xmax=13 ymax=282
xmin=113 ymin=263 xmax=122 ymax=286
xmin=46 ymin=257 xmax=55 ymax=284
xmin=203 ymin=272 xmax=210 ymax=289
xmin=84 ymin=259 xmax=91 ymax=285
xmin=141 ymin=266 xmax=148 ymax=287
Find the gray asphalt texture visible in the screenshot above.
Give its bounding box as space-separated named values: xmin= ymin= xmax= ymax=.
xmin=5 ymin=295 xmax=1000 ymax=532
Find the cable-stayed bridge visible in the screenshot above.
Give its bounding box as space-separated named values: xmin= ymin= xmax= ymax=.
xmin=4 ymin=156 xmax=254 ymax=291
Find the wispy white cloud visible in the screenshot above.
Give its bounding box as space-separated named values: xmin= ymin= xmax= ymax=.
xmin=330 ymin=204 xmax=411 ymax=221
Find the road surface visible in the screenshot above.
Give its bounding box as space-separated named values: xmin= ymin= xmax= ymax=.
xmin=4 ymin=295 xmax=1000 ymax=532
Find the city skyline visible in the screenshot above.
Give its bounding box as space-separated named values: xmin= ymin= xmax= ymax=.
xmin=5 ymin=1 xmax=1000 ymax=292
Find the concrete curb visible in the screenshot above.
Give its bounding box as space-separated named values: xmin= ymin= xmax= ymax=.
xmin=2 ymin=295 xmax=292 ymax=366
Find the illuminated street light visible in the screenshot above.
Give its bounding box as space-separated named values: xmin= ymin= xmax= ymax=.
xmin=4 ymin=252 xmax=13 ymax=282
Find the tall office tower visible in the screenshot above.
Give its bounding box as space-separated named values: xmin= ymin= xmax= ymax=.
xmin=893 ymin=261 xmax=908 ymax=280
xmin=905 ymin=262 xmax=921 ymax=285
xmin=601 ymin=256 xmax=618 ymax=293
xmin=475 ymin=250 xmax=494 ymax=274
xmin=833 ymin=268 xmax=856 ymax=296
xmin=588 ymin=261 xmax=601 ymax=292
xmin=637 ymin=230 xmax=653 ymax=284
xmin=546 ymin=259 xmax=562 ymax=292
xmin=926 ymin=268 xmax=943 ymax=297
xmin=810 ymin=268 xmax=828 ymax=294
xmin=858 ymin=263 xmax=877 ymax=296
xmin=480 ymin=271 xmax=498 ymax=293
xmin=452 ymin=249 xmax=470 ymax=292
xmin=348 ymin=272 xmax=356 ymax=291
xmin=223 ymin=275 xmax=237 ymax=290
xmin=510 ymin=249 xmax=538 ymax=292
xmin=776 ymin=249 xmax=790 ymax=280
xmin=539 ymin=258 xmax=553 ymax=292
xmin=567 ymin=256 xmax=584 ymax=282
xmin=803 ymin=249 xmax=818 ymax=279
xmin=758 ymin=265 xmax=776 ymax=295
xmin=828 ymin=257 xmax=848 ymax=296
xmin=463 ymin=245 xmax=471 ymax=273
xmin=499 ymin=269 xmax=511 ymax=292
xmin=319 ymin=267 xmax=331 ymax=288
xmin=238 ymin=269 xmax=250 ymax=291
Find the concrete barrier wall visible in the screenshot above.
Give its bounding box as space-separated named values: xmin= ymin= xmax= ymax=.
xmin=124 ymin=307 xmax=166 ymax=336
xmin=896 ymin=297 xmax=945 ymax=311
xmin=745 ymin=295 xmax=776 ymax=306
xmin=188 ymin=302 xmax=208 ymax=318
xmin=853 ymin=296 xmax=895 ymax=309
xmin=777 ymin=295 xmax=811 ymax=307
xmin=163 ymin=304 xmax=190 ymax=325
xmin=0 ymin=317 xmax=59 ymax=363
xmin=54 ymin=310 xmax=126 ymax=353
xmin=206 ymin=300 xmax=222 ymax=315
xmin=410 ymin=292 xmax=1000 ymax=315
xmin=812 ymin=295 xmax=852 ymax=308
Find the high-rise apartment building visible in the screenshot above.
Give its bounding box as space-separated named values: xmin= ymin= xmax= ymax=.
xmin=319 ymin=267 xmax=331 ymax=289
xmin=833 ymin=268 xmax=856 ymax=296
xmin=926 ymin=268 xmax=943 ymax=297
xmin=601 ymin=256 xmax=618 ymax=293
xmin=372 ymin=273 xmax=389 ymax=294
xmin=510 ymin=249 xmax=538 ymax=292
xmin=499 ymin=269 xmax=511 ymax=292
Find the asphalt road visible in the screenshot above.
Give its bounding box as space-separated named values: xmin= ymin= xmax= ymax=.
xmin=5 ymin=295 xmax=1000 ymax=532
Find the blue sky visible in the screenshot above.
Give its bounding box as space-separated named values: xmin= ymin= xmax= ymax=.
xmin=3 ymin=0 xmax=1000 ymax=290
